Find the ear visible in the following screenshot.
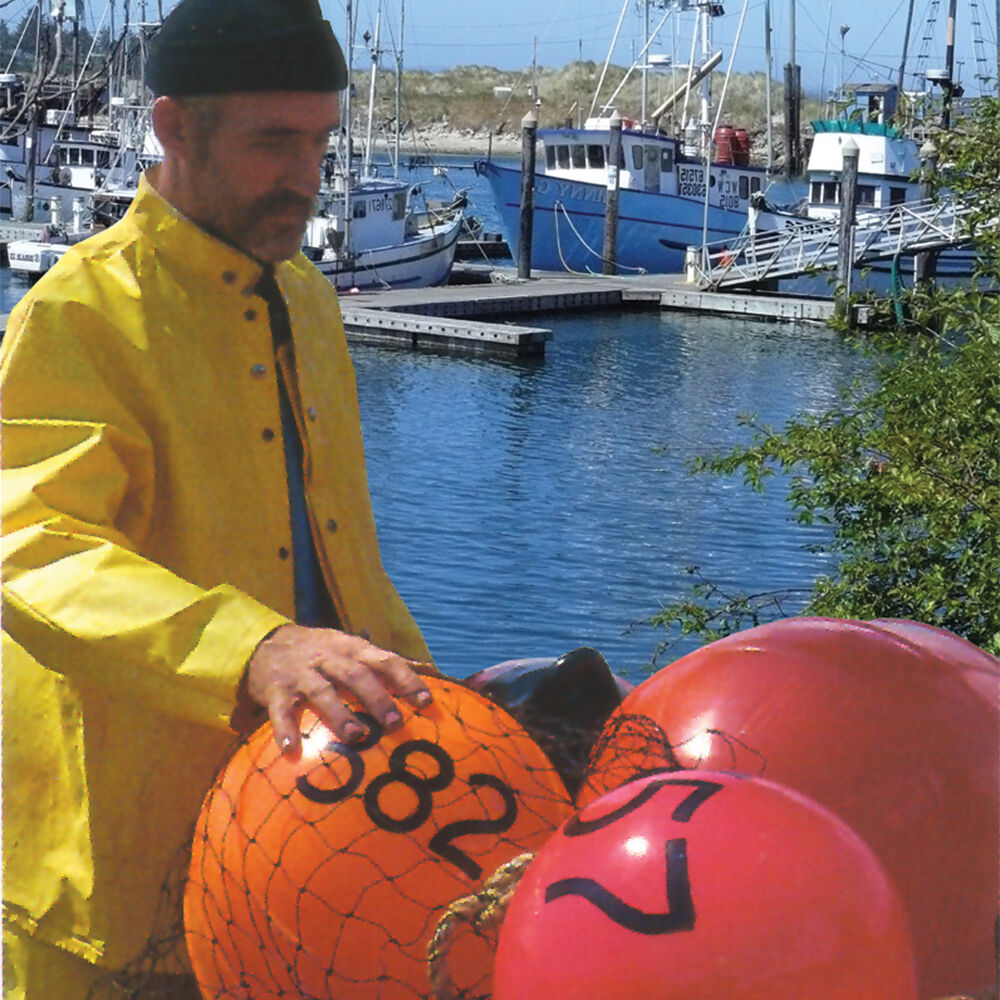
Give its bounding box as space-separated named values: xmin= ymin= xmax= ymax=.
xmin=151 ymin=96 xmax=189 ymax=158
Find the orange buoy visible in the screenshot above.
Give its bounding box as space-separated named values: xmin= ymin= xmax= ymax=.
xmin=185 ymin=677 xmax=573 ymax=1000
xmin=495 ymin=771 xmax=917 ymax=1000
xmin=579 ymin=618 xmax=998 ymax=999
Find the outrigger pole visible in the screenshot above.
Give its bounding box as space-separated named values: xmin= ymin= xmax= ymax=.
xmin=898 ymin=0 xmax=916 ymax=94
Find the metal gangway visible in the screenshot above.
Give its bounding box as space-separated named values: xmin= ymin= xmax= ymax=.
xmin=693 ymin=197 xmax=977 ymax=290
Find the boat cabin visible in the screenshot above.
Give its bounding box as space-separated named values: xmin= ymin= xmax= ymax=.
xmin=305 ymin=177 xmax=410 ymax=256
xmin=536 ymin=115 xmax=765 ymax=212
xmin=806 ymin=84 xmax=922 ymax=220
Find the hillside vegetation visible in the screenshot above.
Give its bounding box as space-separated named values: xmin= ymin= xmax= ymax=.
xmin=355 ymin=61 xmax=823 ymax=161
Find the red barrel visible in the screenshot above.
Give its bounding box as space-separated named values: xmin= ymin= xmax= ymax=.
xmin=713 ymin=125 xmax=735 ymax=164
xmin=733 ymin=128 xmax=752 ymax=166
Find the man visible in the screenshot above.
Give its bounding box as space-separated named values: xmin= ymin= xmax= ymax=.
xmin=1 ymin=1 xmax=437 ymax=996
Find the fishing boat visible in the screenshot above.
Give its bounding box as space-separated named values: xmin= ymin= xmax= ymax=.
xmin=1 ymin=1 xmax=161 ymax=223
xmin=756 ymin=0 xmax=991 ymax=293
xmin=476 ymin=0 xmax=798 ymax=276
xmin=302 ymin=175 xmax=463 ymax=291
xmin=303 ymin=0 xmax=464 ymax=291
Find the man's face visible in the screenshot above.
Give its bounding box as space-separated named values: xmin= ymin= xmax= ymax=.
xmin=181 ymin=91 xmax=339 ymax=263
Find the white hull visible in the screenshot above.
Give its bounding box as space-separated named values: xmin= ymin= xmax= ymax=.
xmin=312 ymin=213 xmax=462 ymax=291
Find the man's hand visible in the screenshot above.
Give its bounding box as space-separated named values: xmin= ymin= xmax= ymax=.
xmin=243 ymin=624 xmax=434 ymax=754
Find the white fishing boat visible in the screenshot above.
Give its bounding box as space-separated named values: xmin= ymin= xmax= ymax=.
xmin=2 ymin=2 xmax=161 ymax=223
xmin=303 ymin=176 xmax=463 ymax=291
xmin=307 ymin=0 xmax=464 ymax=291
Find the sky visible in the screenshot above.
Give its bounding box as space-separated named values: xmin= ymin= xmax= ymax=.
xmin=3 ymin=0 xmax=997 ymax=100
xmin=320 ymin=0 xmax=1000 ymax=99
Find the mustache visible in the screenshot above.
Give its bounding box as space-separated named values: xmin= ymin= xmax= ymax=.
xmin=255 ymin=190 xmax=315 ymax=217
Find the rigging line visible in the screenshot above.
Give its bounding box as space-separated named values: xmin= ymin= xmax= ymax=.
xmin=844 ymin=0 xmax=913 ymax=87
xmin=590 ymin=0 xmax=631 ymax=119
xmin=600 ymin=4 xmax=675 ymax=116
xmin=702 ymin=0 xmax=751 ymax=251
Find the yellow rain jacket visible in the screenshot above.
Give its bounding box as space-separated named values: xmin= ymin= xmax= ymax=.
xmin=1 ymin=171 xmax=432 ymax=972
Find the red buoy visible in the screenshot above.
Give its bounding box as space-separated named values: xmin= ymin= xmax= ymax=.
xmin=495 ymin=771 xmax=917 ymax=1000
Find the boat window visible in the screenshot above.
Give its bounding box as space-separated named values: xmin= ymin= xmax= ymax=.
xmin=739 ymin=176 xmax=749 ymax=200
xmin=70 ymin=148 xmax=81 ymax=165
xmin=606 ymin=145 xmax=625 ymax=168
xmin=857 ymin=184 xmax=876 ymax=206
xmin=587 ymin=144 xmax=605 ymax=169
xmin=556 ymin=145 xmax=570 ymax=169
xmin=660 ymin=147 xmax=674 ymax=173
xmin=571 ymin=144 xmax=586 ymax=168
xmin=58 ymin=147 xmax=68 ymax=165
xmin=82 ymin=149 xmax=94 ymax=166
xmin=393 ymin=191 xmax=406 ymax=220
xmin=631 ymin=144 xmax=643 ymax=170
xmin=819 ymin=181 xmax=838 ymax=203
xmin=545 ymin=145 xmax=556 ymax=169
xmin=751 ymin=176 xmax=761 ymax=193
xmin=353 ymin=200 xmax=366 ymax=219
xmin=889 ymin=186 xmax=907 ymax=205
xmin=97 ymin=150 xmax=111 ymax=168
xmin=709 ymin=174 xmax=717 ymax=188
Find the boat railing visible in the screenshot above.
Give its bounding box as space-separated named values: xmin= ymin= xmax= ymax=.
xmin=692 ymin=196 xmax=978 ymax=289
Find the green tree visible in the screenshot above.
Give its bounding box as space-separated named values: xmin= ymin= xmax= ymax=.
xmin=651 ymin=96 xmax=1000 ymax=657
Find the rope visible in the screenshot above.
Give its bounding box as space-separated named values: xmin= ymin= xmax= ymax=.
xmin=553 ymin=200 xmax=648 ymax=276
xmin=427 ymin=852 xmax=534 ymax=1000
xmin=890 ymin=251 xmax=906 ymax=326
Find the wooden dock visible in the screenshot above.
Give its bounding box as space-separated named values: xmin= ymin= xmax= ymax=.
xmin=1 ymin=267 xmax=836 ymax=357
xmin=336 ymin=270 xmax=835 ymax=355
xmin=340 ymin=305 xmax=551 ymax=357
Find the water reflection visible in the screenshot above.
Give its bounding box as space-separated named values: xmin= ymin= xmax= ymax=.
xmin=354 ymin=308 xmax=866 ymax=681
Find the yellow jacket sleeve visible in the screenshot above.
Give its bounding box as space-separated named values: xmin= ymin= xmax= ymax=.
xmin=2 ymin=298 xmax=289 ymax=730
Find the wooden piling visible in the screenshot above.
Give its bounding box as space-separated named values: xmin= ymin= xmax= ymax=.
xmin=602 ymin=111 xmax=622 ymax=276
xmin=518 ymin=110 xmax=538 ymax=280
xmin=915 ymin=139 xmax=940 ymax=287
xmin=835 ymin=137 xmax=859 ymax=321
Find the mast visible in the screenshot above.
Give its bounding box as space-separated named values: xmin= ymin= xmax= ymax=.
xmin=699 ymin=1 xmax=711 ymax=138
xmin=641 ymin=0 xmax=650 ymax=125
xmin=362 ymin=6 xmax=380 ymax=179
xmin=942 ymin=0 xmax=958 ymax=128
xmin=783 ymin=0 xmax=801 ymax=177
xmin=394 ymin=0 xmax=404 ymax=178
xmin=765 ymin=0 xmax=773 ymax=172
xmin=898 ymin=0 xmax=916 ymax=93
xmin=342 ymin=0 xmax=354 ymax=259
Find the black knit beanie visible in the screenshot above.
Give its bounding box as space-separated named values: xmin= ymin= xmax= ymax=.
xmin=146 ymin=0 xmax=348 ymax=96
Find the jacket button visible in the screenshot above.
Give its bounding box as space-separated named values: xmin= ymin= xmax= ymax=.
xmin=278 ymin=546 xmax=290 ymax=560
xmin=262 ymin=428 xmax=275 ymax=442
xmin=222 ymin=270 xmax=236 ymax=284
xmin=251 ymin=364 xmax=267 ymax=377
xmin=326 ymin=518 xmax=338 ymax=533
xmin=244 ymin=309 xmax=258 ymax=322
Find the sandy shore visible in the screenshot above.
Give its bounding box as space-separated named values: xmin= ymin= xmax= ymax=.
xmin=403 ymin=125 xmax=522 ymax=158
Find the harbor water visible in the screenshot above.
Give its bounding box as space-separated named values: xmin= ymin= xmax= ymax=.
xmin=0 ymin=156 xmax=869 ymax=684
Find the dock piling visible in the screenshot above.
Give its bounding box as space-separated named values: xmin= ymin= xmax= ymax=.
xmin=518 ymin=110 xmax=538 ymax=280
xmin=602 ymin=111 xmax=623 ymax=276
xmin=836 ymin=137 xmax=859 ymax=320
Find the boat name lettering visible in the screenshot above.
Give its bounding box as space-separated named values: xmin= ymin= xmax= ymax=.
xmin=368 ymin=193 xmax=394 ymax=214
xmin=678 ymin=166 xmax=706 ymax=198
xmin=555 ymin=180 xmax=606 ymax=206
